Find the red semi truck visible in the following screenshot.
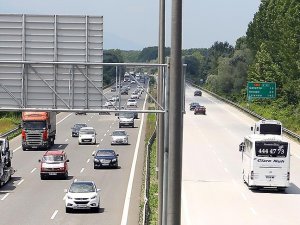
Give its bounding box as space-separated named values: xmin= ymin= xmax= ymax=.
xmin=21 ymin=112 xmax=56 ymax=151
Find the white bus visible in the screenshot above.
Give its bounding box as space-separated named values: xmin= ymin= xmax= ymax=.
xmin=239 ymin=134 xmax=290 ymax=191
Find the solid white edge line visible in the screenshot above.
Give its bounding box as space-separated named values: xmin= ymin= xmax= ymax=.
xmin=30 ymin=168 xmax=37 ymax=173
xmin=50 ymin=210 xmax=58 ymax=220
xmin=1 ymin=193 xmax=9 ymax=201
xmin=17 ymin=179 xmax=24 ymax=186
xmin=13 ymin=146 xmax=21 ymax=153
xmin=182 ymin=187 xmax=193 ymax=225
xmin=120 ymin=91 xmax=147 ymax=225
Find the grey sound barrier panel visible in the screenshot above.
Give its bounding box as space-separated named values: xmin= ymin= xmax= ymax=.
xmin=0 ymin=14 xmax=104 ymax=110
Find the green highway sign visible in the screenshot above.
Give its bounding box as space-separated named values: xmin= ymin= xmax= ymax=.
xmin=247 ymin=82 xmax=276 ymax=100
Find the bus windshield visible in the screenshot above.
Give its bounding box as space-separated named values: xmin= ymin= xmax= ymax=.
xmin=255 ymin=141 xmax=288 ymax=158
xmin=260 ymin=124 xmax=281 ymax=135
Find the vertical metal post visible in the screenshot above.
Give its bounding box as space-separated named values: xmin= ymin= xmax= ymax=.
xmin=168 ymin=0 xmax=183 ymax=224
xmin=54 ymin=15 xmax=58 ymax=108
xmin=21 ymin=14 xmax=26 ymax=107
xmin=158 ymin=0 xmax=166 ymax=224
xmin=162 ymin=58 xmax=170 ymax=225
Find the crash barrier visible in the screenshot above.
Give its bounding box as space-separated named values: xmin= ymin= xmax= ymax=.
xmin=142 ymin=122 xmax=157 ymax=225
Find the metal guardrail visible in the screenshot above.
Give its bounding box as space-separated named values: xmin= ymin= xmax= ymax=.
xmin=142 ymin=123 xmax=157 ymax=225
xmin=0 ymin=125 xmax=21 ymax=138
xmin=187 ymin=80 xmax=300 ymax=141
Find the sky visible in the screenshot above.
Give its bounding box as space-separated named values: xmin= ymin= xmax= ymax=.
xmin=0 ymin=0 xmax=261 ymax=50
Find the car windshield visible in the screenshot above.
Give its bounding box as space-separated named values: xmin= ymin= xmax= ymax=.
xmin=119 ymin=112 xmax=134 ymax=118
xmin=74 ymin=124 xmax=86 ymax=129
xmin=69 ymin=182 xmax=95 ymax=193
xmin=112 ymin=131 xmax=126 ymax=136
xmin=96 ymin=150 xmax=114 ymax=156
xmin=43 ymin=155 xmax=64 ymax=162
xmin=80 ymin=130 xmax=95 ymax=134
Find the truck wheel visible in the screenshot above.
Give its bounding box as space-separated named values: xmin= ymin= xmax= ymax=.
xmin=6 ymin=160 xmax=11 ymax=168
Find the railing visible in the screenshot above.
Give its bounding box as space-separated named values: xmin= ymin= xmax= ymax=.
xmin=0 ymin=125 xmax=21 ymax=138
xmin=186 ymin=80 xmax=300 ymax=141
xmin=142 ymin=123 xmax=157 ymax=225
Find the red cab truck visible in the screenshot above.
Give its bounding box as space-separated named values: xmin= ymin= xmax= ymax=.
xmin=21 ymin=112 xmax=56 ymax=151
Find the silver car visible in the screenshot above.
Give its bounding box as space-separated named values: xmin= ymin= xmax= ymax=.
xmin=111 ymin=130 xmax=129 ymax=145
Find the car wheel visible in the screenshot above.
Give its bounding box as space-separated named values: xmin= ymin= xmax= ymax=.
xmin=66 ymin=207 xmax=72 ymax=213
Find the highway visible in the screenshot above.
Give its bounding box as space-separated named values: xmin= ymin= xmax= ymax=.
xmin=0 ymin=82 xmax=148 ymax=225
xmin=181 ymin=84 xmax=300 ymax=225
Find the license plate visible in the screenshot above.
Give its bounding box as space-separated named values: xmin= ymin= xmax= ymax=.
xmin=49 ymin=172 xmax=57 ymax=175
xmin=76 ymin=205 xmax=87 ymax=209
xmin=102 ymin=163 xmax=109 ymax=166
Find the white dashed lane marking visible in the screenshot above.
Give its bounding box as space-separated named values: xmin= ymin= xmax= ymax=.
xmin=17 ymin=179 xmax=24 ymax=186
xmin=1 ymin=193 xmax=9 ymax=201
xmin=87 ymin=159 xmax=90 ymax=163
xmin=80 ymin=168 xmax=85 ymax=173
xmin=51 ymin=210 xmax=58 ymax=220
xmin=31 ymin=168 xmax=37 ymax=173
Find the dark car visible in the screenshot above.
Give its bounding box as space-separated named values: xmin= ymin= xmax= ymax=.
xmin=194 ymin=90 xmax=202 ymax=96
xmin=121 ymin=88 xmax=128 ymax=95
xmin=93 ymin=149 xmax=119 ymax=169
xmin=71 ymin=123 xmax=87 ymax=137
xmin=75 ymin=112 xmax=87 ymax=115
xmin=194 ymin=105 xmax=206 ymax=115
xmin=189 ymin=102 xmax=200 ymax=110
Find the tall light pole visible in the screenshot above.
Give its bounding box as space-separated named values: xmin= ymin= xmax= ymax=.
xmin=167 ymin=0 xmax=183 ymax=224
xmin=157 ymin=0 xmax=165 ymax=224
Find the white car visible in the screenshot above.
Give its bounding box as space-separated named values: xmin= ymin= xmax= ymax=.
xmin=127 ymin=99 xmax=138 ymax=107
xmin=78 ymin=127 xmax=97 ymax=145
xmin=130 ymin=92 xmax=139 ymax=99
xmin=111 ymin=95 xmax=119 ymax=102
xmin=103 ymin=99 xmax=116 ymax=108
xmin=65 ymin=180 xmax=100 ymax=213
xmin=111 ymin=130 xmax=128 ymax=145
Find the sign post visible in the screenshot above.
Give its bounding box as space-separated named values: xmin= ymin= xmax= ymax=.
xmin=247 ymin=82 xmax=276 ymax=101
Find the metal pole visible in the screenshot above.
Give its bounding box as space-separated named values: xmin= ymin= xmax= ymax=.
xmin=162 ymin=58 xmax=170 ymax=225
xmin=167 ymin=0 xmax=183 ymax=224
xmin=158 ymin=0 xmax=166 ymax=224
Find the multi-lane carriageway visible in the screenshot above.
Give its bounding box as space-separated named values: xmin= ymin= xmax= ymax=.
xmin=0 ymin=83 xmax=148 ymax=225
xmin=182 ymin=84 xmax=300 ymax=225
xmin=2 ymin=80 xmax=300 ymax=225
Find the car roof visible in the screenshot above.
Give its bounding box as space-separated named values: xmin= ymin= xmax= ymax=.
xmin=80 ymin=127 xmax=95 ymax=130
xmin=44 ymin=150 xmax=65 ymax=156
xmin=96 ymin=149 xmax=115 ymax=153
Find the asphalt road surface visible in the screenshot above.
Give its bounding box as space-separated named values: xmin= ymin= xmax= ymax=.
xmin=181 ymin=84 xmax=300 ymax=225
xmin=0 ymin=82 xmax=148 ymax=225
